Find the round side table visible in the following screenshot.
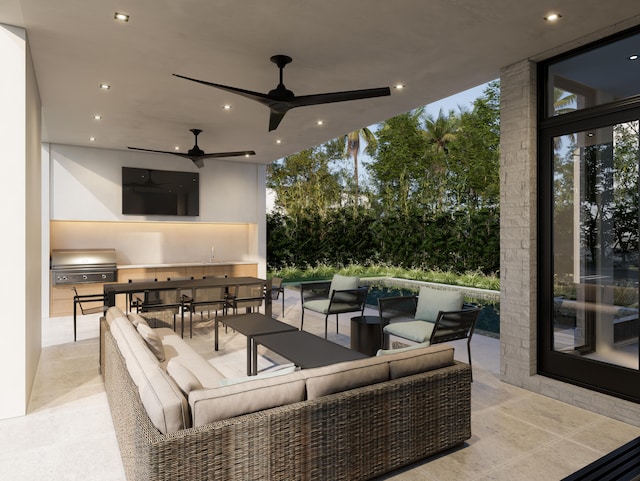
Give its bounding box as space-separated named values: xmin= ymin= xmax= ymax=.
xmin=350 ymin=315 xmax=384 ymax=356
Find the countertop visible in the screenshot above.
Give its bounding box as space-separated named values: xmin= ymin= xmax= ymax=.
xmin=117 ymin=261 xmax=257 ymax=269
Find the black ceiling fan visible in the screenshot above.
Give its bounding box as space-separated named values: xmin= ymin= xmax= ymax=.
xmin=173 ymin=55 xmax=391 ymax=131
xmin=127 ymin=129 xmax=256 ymax=168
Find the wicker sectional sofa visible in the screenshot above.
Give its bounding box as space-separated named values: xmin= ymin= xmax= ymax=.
xmin=100 ymin=306 xmax=471 ymax=481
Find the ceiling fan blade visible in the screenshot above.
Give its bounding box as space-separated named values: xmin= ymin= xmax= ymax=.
xmin=290 ymin=87 xmax=391 ymax=108
xmin=173 ymin=74 xmax=273 ymax=107
xmin=191 ymin=157 xmax=205 ymax=168
xmin=269 ymin=110 xmax=288 ymax=132
xmin=127 ymin=146 xmax=175 ymax=155
xmin=199 ymin=151 xmax=256 ymax=159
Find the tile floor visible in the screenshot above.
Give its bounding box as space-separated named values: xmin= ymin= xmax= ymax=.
xmin=1 ymin=287 xmax=639 ymax=481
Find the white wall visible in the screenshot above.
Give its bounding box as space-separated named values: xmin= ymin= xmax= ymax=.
xmin=50 ymin=144 xmax=260 ymax=223
xmin=48 ymin=143 xmax=267 ymax=274
xmin=0 ymin=24 xmax=42 ymax=420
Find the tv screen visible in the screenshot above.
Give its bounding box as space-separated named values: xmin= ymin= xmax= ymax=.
xmin=122 ymin=167 xmax=199 ymax=216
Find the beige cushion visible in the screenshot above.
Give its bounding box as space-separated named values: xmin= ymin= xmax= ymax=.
xmin=128 ymin=313 xmax=149 ymax=328
xmin=383 ymin=344 xmax=455 ymax=379
xmin=329 ymin=274 xmax=359 ymax=295
xmin=189 ymin=371 xmax=306 ymax=426
xmin=167 ymin=359 xmax=203 ymax=395
xmin=415 ymin=286 xmax=463 ymax=322
xmin=105 ymin=306 xmax=127 ymax=327
xmin=137 ymin=323 xmax=166 ymax=362
xmin=110 ymin=317 xmax=190 ymax=433
xmin=156 ymin=328 xmax=226 ymax=388
xmin=383 ymin=320 xmax=435 ymax=343
xmin=302 ymin=356 xmax=389 ymax=399
xmin=376 ymin=342 xmax=430 ymax=356
xmin=219 ymin=364 xmax=297 ymax=386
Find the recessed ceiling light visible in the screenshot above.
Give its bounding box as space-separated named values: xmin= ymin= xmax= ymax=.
xmin=629 ymin=54 xmax=639 ymax=60
xmin=89 ymin=137 xmax=96 ymax=142
xmin=174 ymin=146 xmax=180 ymax=151
xmin=222 ymin=104 xmax=232 ymax=110
xmin=316 ymin=120 xmax=324 ymax=125
xmin=93 ymin=114 xmax=102 ymax=120
xmin=99 ymin=83 xmax=111 ymax=90
xmin=114 ymin=12 xmax=129 ymax=22
xmin=544 ymin=13 xmax=561 ymax=21
xmin=395 ymin=84 xmax=405 ymax=90
xmin=245 ymin=154 xmax=250 ymax=157
xmin=276 ymin=139 xmax=282 ymax=144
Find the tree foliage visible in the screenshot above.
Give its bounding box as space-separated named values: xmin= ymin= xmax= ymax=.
xmin=267 ymin=82 xmax=502 ymax=275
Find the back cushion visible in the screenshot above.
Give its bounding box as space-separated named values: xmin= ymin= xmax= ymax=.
xmin=302 ymin=356 xmax=389 ymax=399
xmin=384 ymin=344 xmax=455 ymax=379
xmin=110 ymin=317 xmax=190 ymax=433
xmin=105 ymin=306 xmax=127 ymax=327
xmin=415 ymin=286 xmax=463 ymax=322
xmin=329 ymin=274 xmax=359 ymax=295
xmin=157 ymin=328 xmax=226 ymax=388
xmin=189 ymin=371 xmax=306 ymax=426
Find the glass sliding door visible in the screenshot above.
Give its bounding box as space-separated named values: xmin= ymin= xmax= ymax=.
xmin=539 ymin=27 xmax=640 ymax=402
xmin=552 ymin=122 xmax=639 ymax=370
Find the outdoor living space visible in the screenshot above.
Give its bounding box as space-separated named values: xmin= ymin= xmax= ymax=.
xmin=3 ymin=285 xmax=639 ymax=481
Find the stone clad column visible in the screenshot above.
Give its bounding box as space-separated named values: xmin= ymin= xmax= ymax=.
xmin=499 ymin=59 xmax=538 ymax=385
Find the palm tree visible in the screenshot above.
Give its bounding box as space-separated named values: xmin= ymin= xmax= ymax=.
xmin=341 ymin=127 xmax=377 ymax=204
xmin=422 ymin=108 xmax=459 ymax=156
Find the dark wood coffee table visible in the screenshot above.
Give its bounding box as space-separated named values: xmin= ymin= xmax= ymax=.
xmin=215 ymin=313 xmax=298 ymax=375
xmin=253 ymin=330 xmax=368 ymax=372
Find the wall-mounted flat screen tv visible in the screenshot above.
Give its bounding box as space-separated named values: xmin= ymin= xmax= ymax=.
xmin=122 ymin=167 xmax=199 ymax=216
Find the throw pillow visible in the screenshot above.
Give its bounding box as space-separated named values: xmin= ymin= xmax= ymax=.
xmin=128 ymin=313 xmax=149 ymax=328
xmin=167 ymin=359 xmax=203 ymax=395
xmin=415 ymin=286 xmax=463 ymax=323
xmin=137 ymin=323 xmax=166 ymax=362
xmin=329 ymin=274 xmax=359 ymax=296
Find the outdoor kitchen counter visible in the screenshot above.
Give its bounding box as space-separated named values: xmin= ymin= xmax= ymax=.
xmin=115 ymin=261 xmax=258 ymax=286
xmin=117 ymin=261 xmax=257 ymax=269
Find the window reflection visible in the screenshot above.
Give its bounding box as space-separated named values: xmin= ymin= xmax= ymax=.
xmin=552 ymin=121 xmax=639 ymax=370
xmin=547 ymin=32 xmax=640 ymax=116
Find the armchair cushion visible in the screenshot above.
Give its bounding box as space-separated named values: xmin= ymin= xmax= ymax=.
xmin=415 ymin=286 xmax=463 ymax=322
xmin=329 ymin=274 xmax=359 ymax=295
xmin=383 ymin=320 xmax=435 ymax=343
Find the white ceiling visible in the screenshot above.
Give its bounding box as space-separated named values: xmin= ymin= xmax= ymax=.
xmin=1 ymin=1 xmax=640 ymax=167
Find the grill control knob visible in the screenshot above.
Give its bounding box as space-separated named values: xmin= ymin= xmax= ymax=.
xmin=101 ymin=274 xmax=107 ymax=280
xmin=82 ymin=275 xmax=88 ymax=280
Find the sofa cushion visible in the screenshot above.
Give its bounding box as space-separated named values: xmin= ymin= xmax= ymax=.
xmin=156 ymin=329 xmax=226 ymax=388
xmin=415 ymin=286 xmax=463 ymax=323
xmin=219 ymin=364 xmax=298 ymax=386
xmin=302 ymin=356 xmax=389 ymax=400
xmin=383 ymin=344 xmax=455 ymax=379
xmin=189 ymin=371 xmax=306 ymax=426
xmin=376 ymin=342 xmax=430 ymax=356
xmin=167 ymin=359 xmax=203 ymax=395
xmin=110 ymin=317 xmax=190 ymax=433
xmin=105 ymin=306 xmax=127 ymax=327
xmin=137 ymin=323 xmax=166 ymax=362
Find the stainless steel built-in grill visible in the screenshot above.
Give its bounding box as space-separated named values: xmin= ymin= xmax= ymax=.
xmin=51 ymin=248 xmax=117 ymax=285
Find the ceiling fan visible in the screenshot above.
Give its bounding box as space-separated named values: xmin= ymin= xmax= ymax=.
xmin=173 ymin=55 xmax=391 ymax=131
xmin=127 ymin=129 xmax=256 ymax=168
